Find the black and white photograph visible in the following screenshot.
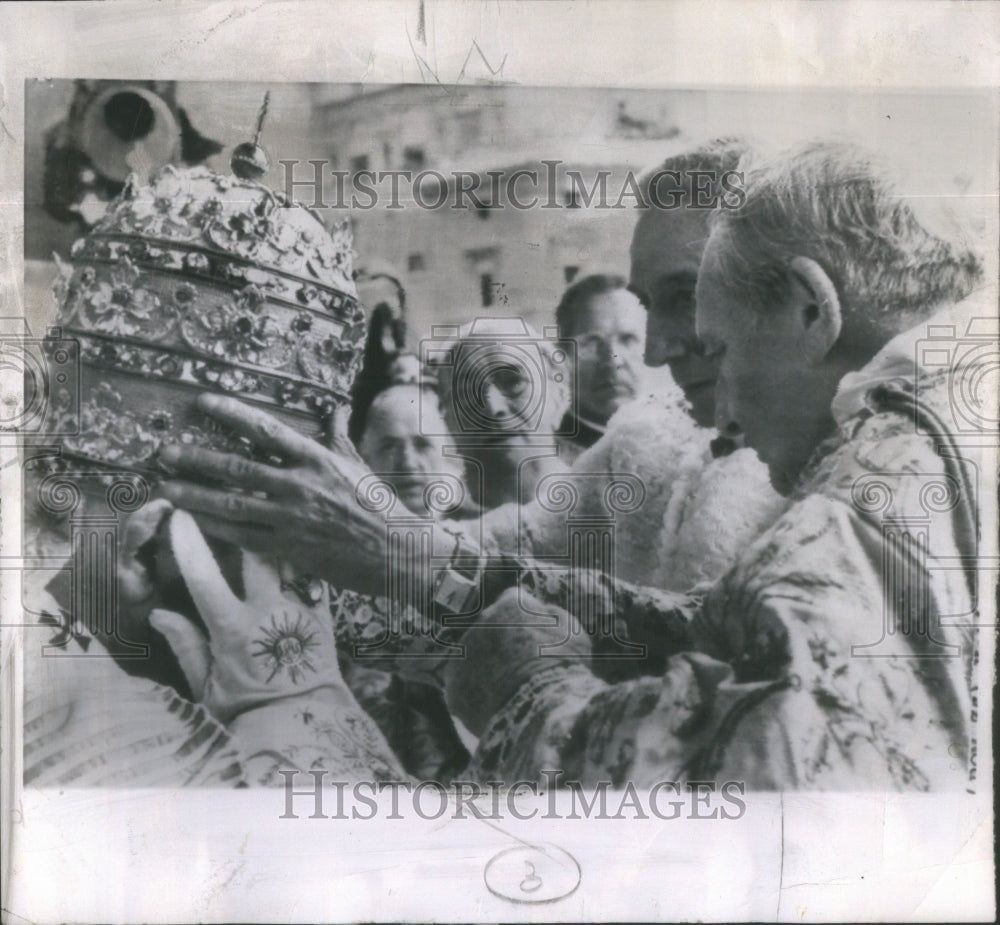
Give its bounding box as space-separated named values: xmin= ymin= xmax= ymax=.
xmin=1 ymin=2 xmax=997 ymax=922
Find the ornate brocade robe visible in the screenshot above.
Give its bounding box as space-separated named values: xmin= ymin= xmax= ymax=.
xmin=435 ymin=300 xmax=990 ymax=790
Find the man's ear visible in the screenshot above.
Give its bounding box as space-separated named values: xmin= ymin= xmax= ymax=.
xmin=788 ymin=256 xmax=842 ymax=364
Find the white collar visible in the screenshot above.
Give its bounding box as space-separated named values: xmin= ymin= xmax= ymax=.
xmin=830 ymin=288 xmax=996 ymax=426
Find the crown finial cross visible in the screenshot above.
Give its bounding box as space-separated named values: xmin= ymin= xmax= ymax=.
xmin=230 ymin=91 xmax=271 ymax=180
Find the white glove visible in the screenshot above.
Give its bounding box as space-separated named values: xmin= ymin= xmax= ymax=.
xmin=148 ymin=508 xmax=346 ymax=723
xmin=150 ymin=510 xmax=406 ymax=782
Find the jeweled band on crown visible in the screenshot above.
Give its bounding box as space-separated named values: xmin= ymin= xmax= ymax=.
xmin=49 ymin=164 xmax=365 ymax=475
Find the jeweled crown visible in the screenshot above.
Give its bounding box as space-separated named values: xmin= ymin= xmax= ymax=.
xmin=51 ymin=164 xmax=365 ymax=473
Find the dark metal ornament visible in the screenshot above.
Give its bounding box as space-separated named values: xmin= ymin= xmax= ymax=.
xmin=230 ymin=142 xmax=270 ymax=180
xmin=230 ymin=92 xmax=271 ymax=180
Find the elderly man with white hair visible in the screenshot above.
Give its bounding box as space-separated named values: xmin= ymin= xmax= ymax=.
xmin=164 ymin=140 xmax=992 ymax=790
xmin=441 ymin=139 xmax=990 ymax=789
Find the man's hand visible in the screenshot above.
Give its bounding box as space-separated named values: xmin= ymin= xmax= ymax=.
xmin=159 ymin=394 xmax=387 ymax=594
xmin=115 ymin=498 xmax=174 ymax=638
xmin=149 ymin=508 xmax=349 ymax=722
xmin=444 ymin=587 xmax=591 ymax=736
xmin=151 ymin=509 xmax=406 ymax=779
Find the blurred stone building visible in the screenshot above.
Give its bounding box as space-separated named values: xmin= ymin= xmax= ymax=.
xmin=307 ymin=84 xmax=694 ymax=340
xmin=24 ymin=81 xmax=995 ymax=343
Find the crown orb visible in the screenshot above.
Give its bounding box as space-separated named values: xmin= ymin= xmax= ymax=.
xmin=230 ymin=142 xmax=270 ymax=180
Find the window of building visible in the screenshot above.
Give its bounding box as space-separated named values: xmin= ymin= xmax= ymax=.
xmin=465 ymin=247 xmax=500 ymax=306
xmin=457 ymin=110 xmax=483 ymax=148
xmin=564 ymin=265 xmax=580 ymax=284
xmin=350 ymin=154 xmax=369 ymax=173
xmin=480 ymin=273 xmax=495 ymax=307
xmin=562 ymin=186 xmax=582 ymax=208
xmin=407 ymin=253 xmax=426 ymax=272
xmin=403 ymin=146 xmax=426 ymax=171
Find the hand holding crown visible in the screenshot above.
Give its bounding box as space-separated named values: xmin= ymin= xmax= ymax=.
xmin=160 ymin=393 xmax=390 ymax=595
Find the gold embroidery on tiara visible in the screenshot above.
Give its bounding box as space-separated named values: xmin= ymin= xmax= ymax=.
xmin=75 ymin=337 xmax=346 ymax=416
xmin=61 ymin=269 xmax=362 ymax=395
xmin=56 ymin=382 xmax=269 ymax=471
xmin=50 ymin=163 xmax=365 ymax=477
xmin=70 ymin=236 xmax=358 ymax=320
xmin=79 ymin=165 xmax=355 ymax=294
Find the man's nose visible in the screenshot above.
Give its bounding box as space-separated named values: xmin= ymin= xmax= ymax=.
xmin=399 ymin=442 xmax=424 ymax=471
xmin=483 ymin=382 xmax=511 ymax=418
xmin=713 ymin=381 xmax=742 ymax=438
xmin=603 ymin=339 xmax=629 ymax=368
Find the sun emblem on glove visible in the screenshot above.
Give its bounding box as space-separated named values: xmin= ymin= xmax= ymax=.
xmin=251 ymin=611 xmax=319 ymax=684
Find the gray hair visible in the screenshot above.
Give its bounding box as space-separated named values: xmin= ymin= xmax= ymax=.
xmin=709 ymin=140 xmax=983 ymax=347
xmin=638 ymin=136 xmax=751 ymax=208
